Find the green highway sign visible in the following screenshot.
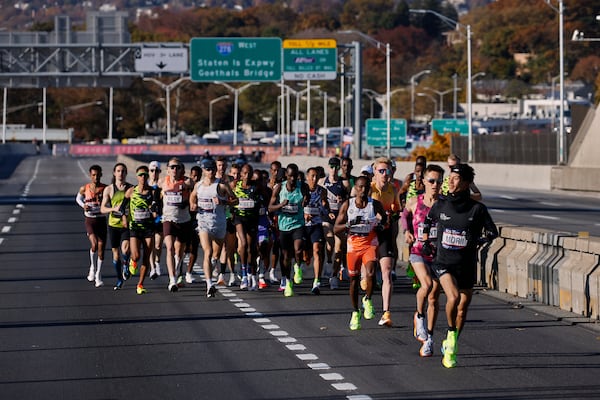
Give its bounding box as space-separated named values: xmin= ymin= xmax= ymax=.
xmin=431 ymin=119 xmax=469 ymax=136
xmin=190 ymin=37 xmax=282 ymax=82
xmin=366 ymin=118 xmax=407 ymax=147
xmin=283 ymin=39 xmax=337 ymax=81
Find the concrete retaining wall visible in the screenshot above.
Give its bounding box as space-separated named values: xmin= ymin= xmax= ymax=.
xmin=482 ymin=226 xmax=600 ymax=319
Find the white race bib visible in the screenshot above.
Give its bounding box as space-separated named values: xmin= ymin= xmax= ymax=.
xmin=304 ymin=206 xmax=321 ymax=216
xmin=238 ymin=199 xmax=255 ymax=209
xmin=198 ymin=198 xmax=215 ymax=211
xmin=349 ymin=223 xmax=371 ymax=235
xmin=282 ymin=203 xmax=299 ymax=214
xmin=441 ymin=229 xmax=468 ymax=249
xmin=165 ymin=192 xmax=183 ymax=206
xmin=133 ymin=209 xmax=151 ymax=221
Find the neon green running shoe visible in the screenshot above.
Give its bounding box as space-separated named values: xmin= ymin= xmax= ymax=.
xmin=293 ymin=263 xmax=303 ymax=284
xmin=284 ymin=279 xmax=294 ymax=297
xmin=136 ymin=285 xmax=147 ymax=295
xmin=442 ymin=330 xmax=458 ymax=368
xmin=349 ymin=310 xmax=361 ymax=331
xmin=129 ymin=259 xmax=138 ymax=276
xmin=362 ymin=296 xmax=375 ymax=320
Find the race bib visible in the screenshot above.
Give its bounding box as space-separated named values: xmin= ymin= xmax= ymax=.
xmin=349 ymin=223 xmax=372 ymax=235
xmin=238 ymin=199 xmax=255 ymax=209
xmin=165 ymin=191 xmax=183 ymax=206
xmin=282 ymin=203 xmax=299 ymax=214
xmin=304 ymin=206 xmax=321 ymax=216
xmin=85 ymin=201 xmax=101 ymax=215
xmin=417 ymin=224 xmax=437 ymax=240
xmin=441 ymin=229 xmax=468 ymax=249
xmin=198 ymin=198 xmax=215 ymax=211
xmin=133 ymin=209 xmax=151 ymax=221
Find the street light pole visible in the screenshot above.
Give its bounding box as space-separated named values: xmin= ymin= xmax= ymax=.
xmin=544 ymin=0 xmax=566 ymax=164
xmin=209 ymin=95 xmax=230 ymax=134
xmin=410 ymin=69 xmax=432 ymax=122
xmin=214 ymin=81 xmax=259 ymax=146
xmin=143 ymin=76 xmax=190 ymax=144
xmin=417 ymin=92 xmax=438 ymax=119
xmin=410 ymin=9 xmax=472 ymax=160
xmin=339 ymin=30 xmax=391 ymax=157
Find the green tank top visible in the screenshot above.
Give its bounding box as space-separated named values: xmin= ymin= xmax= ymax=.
xmin=108 ymin=183 xmax=129 ymax=228
xmin=129 ymin=186 xmax=154 ymax=231
xmin=277 ymin=181 xmax=304 ymax=232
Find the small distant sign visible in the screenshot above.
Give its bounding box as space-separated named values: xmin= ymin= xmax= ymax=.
xmin=134 ymin=47 xmax=188 ymax=73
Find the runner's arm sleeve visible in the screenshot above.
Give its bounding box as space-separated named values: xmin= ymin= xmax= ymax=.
xmin=76 ymin=192 xmax=85 ymax=208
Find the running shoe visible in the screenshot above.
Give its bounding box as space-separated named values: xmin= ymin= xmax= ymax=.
xmin=217 ymin=273 xmax=226 ymax=286
xmin=441 ymin=330 xmax=458 ymax=368
xmin=176 ymin=275 xmax=185 ymax=288
xmin=249 ymin=275 xmax=258 ymax=291
xmin=258 ymin=276 xmax=268 ymax=289
xmin=185 ymin=272 xmax=195 ymax=284
xmin=240 ymin=276 xmax=249 ymax=290
xmin=378 ymin=311 xmax=392 ymax=327
xmin=420 ymin=335 xmax=434 ymax=357
xmin=349 ymin=310 xmax=361 ymax=331
xmin=129 ymin=260 xmax=138 ymax=276
xmin=329 ymin=276 xmax=339 ymax=290
xmin=211 ymin=259 xmax=219 ymax=278
xmin=149 ymin=268 xmax=157 ymax=280
xmin=168 ymin=281 xmax=178 ymax=292
xmin=414 ymin=312 xmax=428 ymax=343
xmin=136 ymin=285 xmax=147 ymax=295
xmin=87 ymin=266 xmax=95 ymax=282
xmin=311 ymin=279 xmax=321 ymax=295
xmin=94 ymin=277 xmax=104 ymax=288
xmin=228 ymin=273 xmax=237 ymax=287
xmin=360 ymin=277 xmax=368 ymax=291
xmin=338 ymin=267 xmax=345 ymax=281
xmin=154 ymin=262 xmax=161 ymax=277
xmin=293 ymin=263 xmax=303 ymax=284
xmin=123 ymin=265 xmax=131 ymax=281
xmin=268 ymin=268 xmax=279 ymax=284
xmin=362 ymin=296 xmax=375 ymax=320
xmin=278 ymin=277 xmax=287 ymax=292
xmin=284 ymin=280 xmax=294 ymax=297
xmin=113 ymin=279 xmax=124 ymax=291
xmin=207 ymin=285 xmax=217 ymax=298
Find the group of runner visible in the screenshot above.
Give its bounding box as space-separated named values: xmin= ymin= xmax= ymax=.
xmin=77 ymin=153 xmax=497 ymax=368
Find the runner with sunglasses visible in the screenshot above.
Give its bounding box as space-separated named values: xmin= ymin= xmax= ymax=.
xmin=370 ymin=157 xmax=401 ymax=327
xmin=401 ymin=164 xmax=445 ymax=357
xmin=147 ymin=160 xmax=163 ymax=280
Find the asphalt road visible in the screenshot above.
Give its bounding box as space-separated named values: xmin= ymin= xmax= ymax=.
xmin=1 ymin=156 xmax=599 ymax=399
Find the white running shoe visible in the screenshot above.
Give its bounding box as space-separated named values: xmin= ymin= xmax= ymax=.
xmin=185 ymin=272 xmax=195 ymax=284
xmin=414 ymin=312 xmax=428 ymax=343
xmin=420 ymin=335 xmax=434 ymax=357
xmin=269 ymin=268 xmax=279 ymax=283
xmin=228 ymin=273 xmax=237 ymax=287
xmin=94 ymin=272 xmax=103 ymax=288
xmin=87 ymin=266 xmax=95 ymax=282
xmin=155 ymin=262 xmax=161 ymax=277
xmin=249 ymin=275 xmax=258 ymax=291
xmin=240 ymin=276 xmax=248 ymax=290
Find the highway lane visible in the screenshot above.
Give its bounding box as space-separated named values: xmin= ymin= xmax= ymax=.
xmin=479 ymin=185 xmax=600 ymax=237
xmin=1 ymin=156 xmax=600 ymax=399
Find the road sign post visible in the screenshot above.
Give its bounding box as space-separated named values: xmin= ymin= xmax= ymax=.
xmin=366 ymin=118 xmax=407 ymax=147
xmin=283 ymin=39 xmax=337 ymax=81
xmin=190 ymin=37 xmax=282 ymax=82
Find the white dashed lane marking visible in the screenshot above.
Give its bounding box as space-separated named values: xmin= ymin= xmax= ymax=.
xmin=8 ymin=217 xmax=16 ymax=223
xmin=532 ymin=214 xmax=560 ymax=220
xmin=218 ymin=287 xmax=372 ymax=399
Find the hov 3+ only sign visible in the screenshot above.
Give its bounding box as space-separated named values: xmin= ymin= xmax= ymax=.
xmin=134 ymin=46 xmax=188 ymax=73
xmin=190 ymin=37 xmax=282 ymax=82
xmin=283 ymin=39 xmax=337 ymax=81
